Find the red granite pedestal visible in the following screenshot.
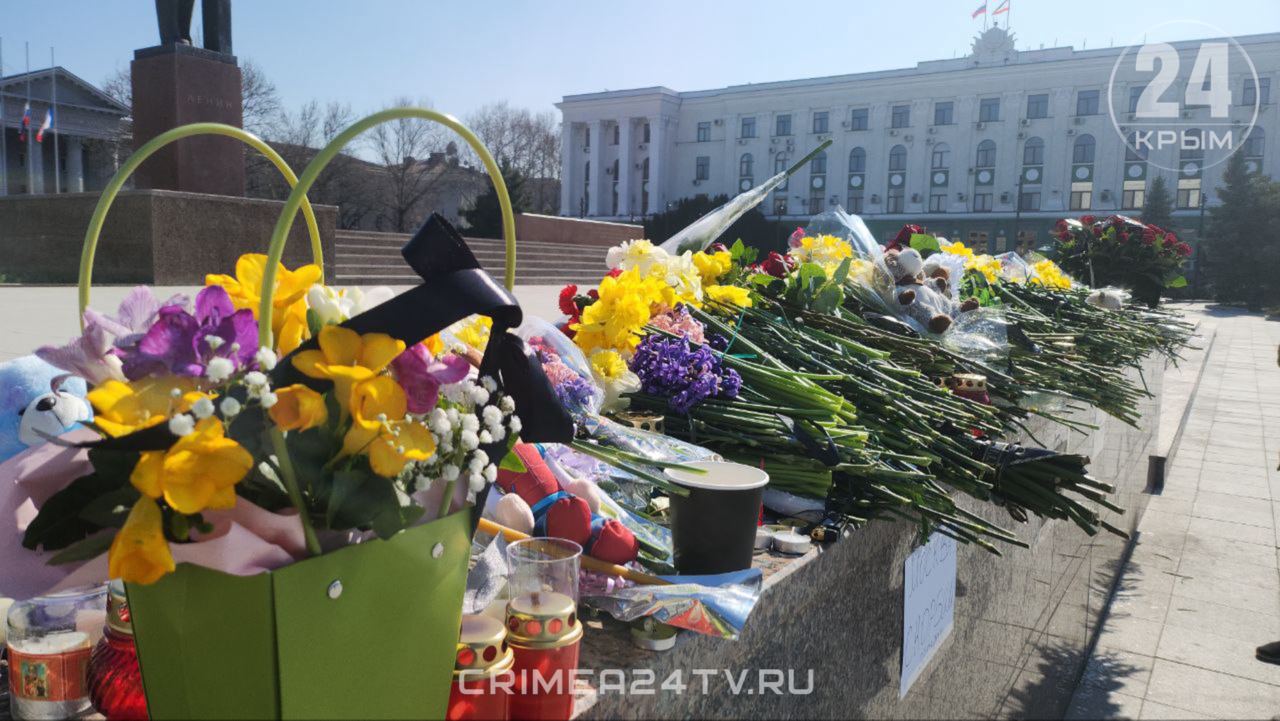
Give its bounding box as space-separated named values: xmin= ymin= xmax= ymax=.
xmin=130 ymin=45 xmax=245 ymax=197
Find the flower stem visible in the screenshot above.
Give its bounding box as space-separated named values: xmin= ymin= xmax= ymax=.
xmin=437 ymin=479 xmax=457 ymax=520
xmin=270 ymin=428 xmax=322 ymax=556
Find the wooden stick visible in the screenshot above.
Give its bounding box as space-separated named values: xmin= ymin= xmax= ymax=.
xmin=477 ymin=517 xmax=671 ymax=586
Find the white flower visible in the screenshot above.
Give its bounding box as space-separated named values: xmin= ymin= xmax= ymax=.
xmin=483 ymin=464 xmax=498 ymax=483
xmin=442 ymin=464 xmax=460 ymax=482
xmin=479 ymin=430 xmax=494 ymax=444
xmin=439 ymin=435 xmax=453 ymax=453
xmin=461 ymin=413 xmax=480 ymax=433
xmin=428 ymin=408 xmax=450 ymax=435
xmin=414 ymin=474 xmax=432 ymax=493
xmin=260 ymin=391 xmax=278 ymax=409
xmin=205 ymin=335 xmax=225 ymax=350
xmin=219 ymin=396 xmax=242 ymax=417
xmin=254 ymin=347 xmax=278 ymax=371
xmin=168 ymin=413 xmax=195 ymax=436
xmin=470 ymin=450 xmax=489 ymax=471
xmin=489 ymin=425 xmax=506 ymax=442
xmin=206 ymin=357 xmax=235 ymax=383
xmin=480 ymin=376 xmax=497 ymax=393
xmin=192 ymin=397 xmax=216 ymax=419
xmin=446 ymin=408 xmax=460 ymax=425
xmin=460 ymin=430 xmax=479 ymax=451
xmin=443 ymin=383 xmax=468 ymax=404
xmin=508 ymin=415 xmax=522 ymax=434
xmin=499 ymin=395 xmax=516 ymax=414
xmin=469 ymin=387 xmax=490 ymax=406
xmin=607 ymin=239 xmax=667 ymax=275
xmin=482 ymin=405 xmax=503 ymax=427
xmin=468 ymin=473 xmax=486 ymax=493
xmin=244 ymin=371 xmax=268 ymax=388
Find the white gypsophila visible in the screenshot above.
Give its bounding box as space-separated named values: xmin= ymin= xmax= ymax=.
xmin=243 ymin=371 xmax=268 ymax=388
xmin=260 ymin=391 xmax=278 ymax=409
xmin=219 ymin=396 xmax=242 ymax=417
xmin=468 ymin=473 xmax=485 ymax=493
xmin=205 ymin=335 xmax=225 ymax=350
xmin=480 ymin=376 xmax=497 ymax=393
xmin=483 ymin=464 xmax=498 ymax=483
xmin=191 ymin=397 xmax=216 ymax=420
xmin=489 ymin=424 xmax=506 ymax=442
xmin=446 ymin=407 xmax=460 ymax=425
xmin=499 ymin=395 xmax=516 ymax=414
xmin=460 ymin=430 xmax=479 ymax=451
xmin=482 ymin=405 xmax=502 ymax=427
xmin=470 ymin=451 xmax=489 ymax=471
xmin=479 ymin=430 xmax=493 ymax=444
xmin=461 ymin=413 xmax=480 ymax=433
xmin=428 ymin=408 xmax=450 ymax=435
xmin=469 ymin=385 xmax=490 ymax=406
xmin=439 ymin=435 xmax=453 ymax=454
xmin=414 ymin=474 xmax=432 ymax=493
xmin=508 ymin=415 xmax=522 ymax=434
xmin=168 ymin=413 xmax=195 ymax=437
xmin=254 ymin=346 xmax=278 ymax=371
xmin=442 ymin=464 xmax=460 ymax=482
xmin=206 ymin=357 xmax=235 ymax=384
xmin=443 ymin=384 xmax=467 ymax=404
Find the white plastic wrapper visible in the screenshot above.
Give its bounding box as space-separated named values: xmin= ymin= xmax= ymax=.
xmin=803 ymin=206 xmax=883 ymax=260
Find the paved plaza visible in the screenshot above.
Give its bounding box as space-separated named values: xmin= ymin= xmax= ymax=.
xmin=1068 ymin=304 xmax=1280 ymax=720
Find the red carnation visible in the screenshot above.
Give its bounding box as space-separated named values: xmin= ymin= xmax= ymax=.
xmin=606 ymin=268 xmax=623 ymax=278
xmin=761 ymin=251 xmax=790 ymax=278
xmin=1092 ymin=224 xmax=1104 ymax=237
xmin=888 ymin=224 xmax=923 ymax=251
xmin=1165 ymin=232 xmax=1178 ymax=245
xmin=588 ymin=288 xmax=599 ymax=300
xmin=1177 ymin=242 xmax=1192 ymax=258
xmin=1142 ymin=229 xmax=1156 ymax=246
xmin=709 ymin=242 xmax=729 ymax=253
xmin=1080 ymin=214 xmax=1096 ymax=226
xmin=558 ymin=284 xmax=580 ymax=317
xmin=1057 ymin=230 xmax=1071 ymax=241
xmin=1117 ymin=231 xmax=1129 ymax=244
xmin=1055 ymin=219 xmax=1069 ymax=232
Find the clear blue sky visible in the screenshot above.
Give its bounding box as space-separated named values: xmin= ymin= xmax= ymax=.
xmin=4 ymin=0 xmax=1277 ymax=119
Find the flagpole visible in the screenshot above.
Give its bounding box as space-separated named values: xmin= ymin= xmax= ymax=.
xmin=50 ymin=46 xmax=58 ymax=194
xmin=25 ymin=41 xmax=31 ymax=194
xmin=1 ymin=36 xmax=7 ymax=196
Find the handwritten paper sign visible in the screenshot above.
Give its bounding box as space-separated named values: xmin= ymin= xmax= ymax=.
xmin=900 ymin=532 xmax=956 ymax=697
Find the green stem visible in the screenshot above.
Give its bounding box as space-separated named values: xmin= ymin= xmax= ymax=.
xmin=270 ymin=428 xmax=322 ymax=556
xmin=437 ymin=479 xmax=457 ymax=519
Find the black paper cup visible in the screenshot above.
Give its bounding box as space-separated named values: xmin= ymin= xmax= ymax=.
xmin=665 ymin=461 xmax=769 ymax=575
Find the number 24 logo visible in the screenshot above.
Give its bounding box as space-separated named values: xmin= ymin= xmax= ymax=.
xmin=1134 ymin=42 xmax=1234 ymax=118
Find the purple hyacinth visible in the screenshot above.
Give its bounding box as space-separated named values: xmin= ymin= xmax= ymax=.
xmin=629 ymin=335 xmax=742 ymax=414
xmin=120 ymin=285 xmax=258 ymax=380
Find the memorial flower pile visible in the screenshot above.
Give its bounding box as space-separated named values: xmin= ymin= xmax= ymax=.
xmin=25 ymin=254 xmax=519 ymax=584
xmin=1052 ymin=214 xmax=1191 ymax=306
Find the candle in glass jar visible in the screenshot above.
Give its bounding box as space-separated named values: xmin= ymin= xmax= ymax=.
xmin=6 ymin=586 xmax=105 ymax=721
xmin=505 ymin=591 xmax=582 ymax=721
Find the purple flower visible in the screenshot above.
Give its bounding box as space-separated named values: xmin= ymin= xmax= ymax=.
xmin=391 ymin=344 xmax=472 ymax=414
xmin=629 ymin=335 xmax=741 ymax=414
xmin=36 ymin=286 xmax=188 ymax=385
xmin=121 ymin=286 xmax=257 ymax=380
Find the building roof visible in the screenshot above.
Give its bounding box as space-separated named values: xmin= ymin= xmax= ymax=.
xmin=0 ymin=66 xmax=130 ymax=116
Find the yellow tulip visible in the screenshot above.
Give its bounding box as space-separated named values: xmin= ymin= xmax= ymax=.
xmin=88 ymin=378 xmax=201 ymax=437
xmin=292 ymin=326 xmax=405 ymax=408
xmin=107 ymin=497 xmax=176 ymax=585
xmin=130 ymin=418 xmax=253 ymax=515
xmin=269 ymin=384 xmax=329 ymax=431
xmin=706 ymin=284 xmax=753 ymax=308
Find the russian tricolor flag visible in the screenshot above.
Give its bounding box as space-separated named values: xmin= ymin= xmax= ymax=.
xmin=972 ymin=2 xmax=987 ymax=17
xmin=993 ymin=0 xmax=1010 ymax=15
xmin=18 ymin=102 xmax=31 ymax=142
xmin=35 ymin=108 xmax=53 ymax=143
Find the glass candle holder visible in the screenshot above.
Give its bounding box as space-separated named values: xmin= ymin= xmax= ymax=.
xmin=6 ymin=585 xmax=106 ymax=721
xmin=87 ymin=581 xmax=147 ymax=721
xmin=505 ymin=538 xmax=582 ymax=721
xmin=447 ymin=614 xmax=513 ymax=721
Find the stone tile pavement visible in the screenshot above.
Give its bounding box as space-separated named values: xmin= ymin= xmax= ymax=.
xmin=1068 ymin=304 xmax=1280 ymax=720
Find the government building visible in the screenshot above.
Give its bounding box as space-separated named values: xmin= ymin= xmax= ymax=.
xmin=557 ymin=27 xmax=1279 ymax=250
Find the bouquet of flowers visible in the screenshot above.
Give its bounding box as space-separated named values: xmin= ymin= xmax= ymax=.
xmin=1052 ymin=214 xmax=1191 ymax=307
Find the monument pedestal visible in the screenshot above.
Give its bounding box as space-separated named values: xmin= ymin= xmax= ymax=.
xmin=130 ymin=45 xmax=245 ymax=196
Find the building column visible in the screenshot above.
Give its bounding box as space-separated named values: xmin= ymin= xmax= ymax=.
xmin=649 ymin=116 xmax=666 ymax=213
xmin=616 ymin=119 xmax=632 ymax=217
xmin=66 ymin=136 xmax=84 ymax=193
xmin=27 ymin=129 xmax=43 ymax=194
xmin=559 ymin=122 xmax=574 ymax=216
xmin=587 ymin=119 xmax=604 ymax=217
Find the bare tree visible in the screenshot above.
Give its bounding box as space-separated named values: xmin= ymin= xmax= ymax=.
xmin=365 ymin=97 xmax=451 ymax=232
xmin=466 ymin=102 xmax=561 ymax=212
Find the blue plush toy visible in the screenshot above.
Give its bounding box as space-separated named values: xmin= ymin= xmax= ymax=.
xmin=0 ymin=355 xmax=92 ymax=463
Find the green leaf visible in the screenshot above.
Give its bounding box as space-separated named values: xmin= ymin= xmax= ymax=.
xmin=306 ymin=307 xmax=327 ymax=337
xmin=326 ymin=467 xmax=401 ymax=534
xmin=22 ymin=472 xmax=126 ymax=551
xmin=87 ymin=447 xmax=141 ymax=480
xmin=47 ymin=532 xmax=115 ymax=566
xmin=813 ymin=283 xmax=844 ymax=314
xmin=1165 ymin=275 xmax=1187 ymax=288
xmin=729 ymin=238 xmax=746 ymax=259
xmin=831 ymin=257 xmax=852 ymax=286
xmin=227 ymin=405 xmax=269 ymax=460
xmin=78 ymin=486 xmax=140 ymax=529
xmin=749 ymin=272 xmax=777 ymax=287
xmin=498 ymin=434 xmax=525 ymax=473
xmin=910 ymin=234 xmax=940 ymax=255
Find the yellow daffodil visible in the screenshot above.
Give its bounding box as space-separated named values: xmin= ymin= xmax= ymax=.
xmin=292 ymin=326 xmax=405 ymax=408
xmin=107 ymin=497 xmax=175 ymax=585
xmin=692 ymin=250 xmax=733 ymax=285
xmin=1030 ymin=259 xmax=1073 ymax=290
xmin=589 ymin=349 xmax=629 ymax=381
xmin=968 ymin=254 xmax=1004 ymax=284
xmin=940 ymin=240 xmax=976 ymax=262
xmin=452 ymin=316 xmax=492 ymax=351
xmin=269 ymin=384 xmax=329 ymax=431
xmin=572 ymin=268 xmax=666 ymax=356
xmin=606 ymin=239 xmax=666 ymax=276
xmin=88 ymin=378 xmax=202 ymax=437
xmin=130 ymin=418 xmax=253 ymax=515
xmin=705 ymin=284 xmax=753 ymax=308
xmin=789 ymin=235 xmax=853 ymax=272
xmin=206 ymin=254 xmax=322 ymax=351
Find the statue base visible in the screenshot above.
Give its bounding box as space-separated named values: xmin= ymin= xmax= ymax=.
xmin=130 ymin=44 xmax=245 ymax=197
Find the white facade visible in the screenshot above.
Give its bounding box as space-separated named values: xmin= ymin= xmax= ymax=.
xmin=557 ymin=27 xmax=1279 ymax=242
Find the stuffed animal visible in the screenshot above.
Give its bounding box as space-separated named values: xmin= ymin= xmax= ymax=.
xmin=494 ymin=443 xmax=639 ymax=565
xmin=922 ymin=254 xmax=982 ymax=314
xmin=882 ymin=248 xmax=957 ymax=334
xmin=0 ymin=356 xmax=91 ymax=463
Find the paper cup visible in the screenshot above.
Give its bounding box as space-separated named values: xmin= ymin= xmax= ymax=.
xmin=664 ymin=461 xmax=769 ymax=575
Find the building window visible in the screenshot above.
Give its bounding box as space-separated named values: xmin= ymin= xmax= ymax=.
xmin=1125 ymin=131 xmax=1148 ymax=162
xmin=848 ymin=147 xmax=866 ymax=173
xmin=1072 ymin=134 xmax=1096 ymax=164
xmin=1244 ymin=128 xmax=1265 ymax=162
xmin=979 ymin=97 xmax=1000 ymax=122
xmin=850 ymin=108 xmax=869 ymax=130
xmin=973 ymin=193 xmax=993 ymax=212
xmin=611 ymin=159 xmax=619 ymax=214
xmin=741 ymin=116 xmax=756 ymax=138
xmin=1023 ymin=136 xmax=1044 ymax=166
xmin=813 ymin=111 xmax=829 ymax=134
xmin=931 ymin=144 xmax=950 ymax=170
xmin=975 ymin=139 xmax=996 ymax=168
xmin=888 ymin=144 xmax=907 ymax=172
xmin=891 ymin=104 xmax=911 ymax=128
xmin=641 ymin=157 xmax=650 ymax=214
xmin=929 ymin=193 xmax=947 ymax=212
xmin=642 ymin=123 xmax=651 ymax=143
xmin=1181 ymin=129 xmax=1204 ymax=162
xmin=697 ymin=122 xmax=711 ymax=142
xmin=1122 ymin=181 xmax=1145 ymax=209
xmin=847 ymin=147 xmax=866 ymax=213
xmin=808 ymin=190 xmax=825 ymax=214
xmin=847 ymin=192 xmax=864 ymax=214
xmin=1076 ymin=89 xmax=1100 ymax=116
xmin=739 ymin=153 xmax=754 ymax=179
xmin=1019 ymin=191 xmax=1041 ymax=211
xmin=775 ymin=155 xmax=788 ymax=190
xmin=887 ymin=188 xmax=905 ymax=213
xmin=1177 ymin=182 xmax=1201 ymax=208
xmin=1128 ymin=85 xmax=1145 ymax=114
xmin=695 ymin=156 xmax=710 ymax=181
xmin=773 ymin=197 xmax=788 ymax=215
xmin=934 ymin=101 xmax=954 ymax=126
xmin=584 ymin=126 xmax=591 ymax=148
xmin=1069 ymin=186 xmax=1092 ymax=210
xmin=775 ymin=114 xmax=792 ymax=136
xmin=1242 ymin=78 xmax=1271 ymax=106
xmin=1026 ymin=93 xmax=1049 ymax=119
xmin=811 ymin=151 xmax=827 ymax=175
